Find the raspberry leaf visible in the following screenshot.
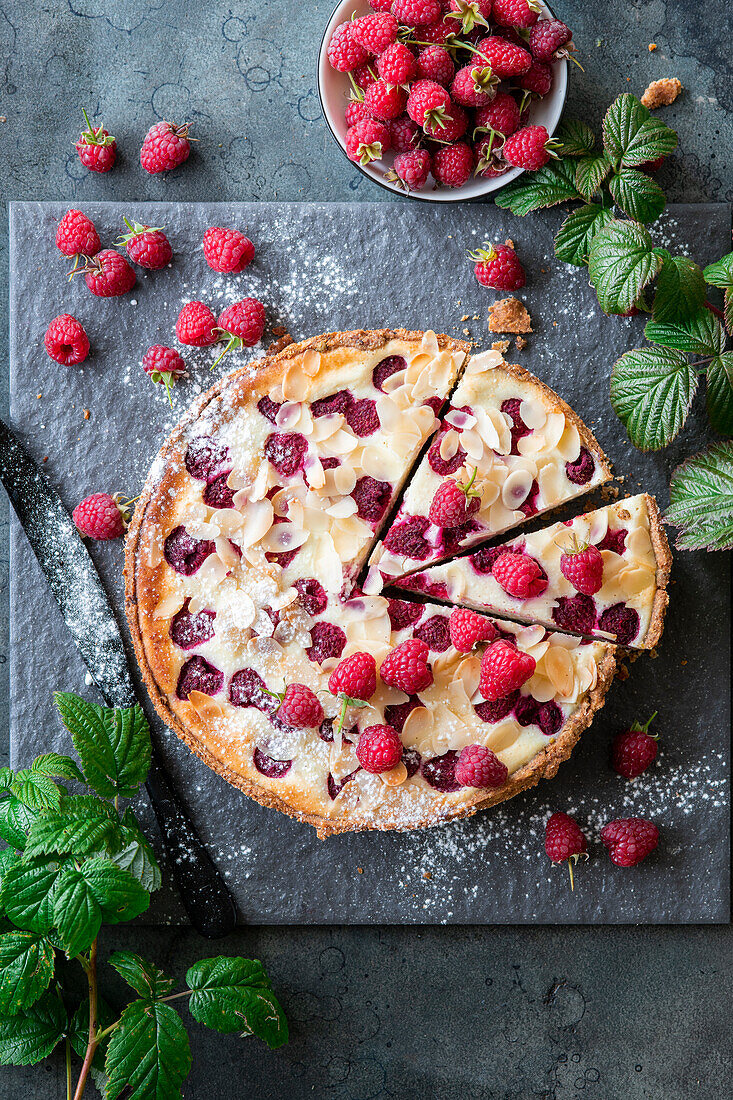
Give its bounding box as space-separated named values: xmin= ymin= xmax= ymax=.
xmin=8 ymin=770 xmax=61 ymax=814
xmin=0 ymin=859 xmax=66 ymax=934
xmin=706 ymin=353 xmax=733 ymax=436
xmin=54 ymin=693 xmax=151 ymax=800
xmin=644 ymin=310 xmax=726 ymax=355
xmin=602 ymin=93 xmax=678 ymax=168
xmin=0 ymin=797 xmax=38 ymax=850
xmin=109 ymin=951 xmax=176 ymax=1000
xmin=186 ymin=957 xmax=289 ymax=1048
xmin=494 ymin=159 xmax=581 ymax=215
xmin=574 ymin=154 xmax=611 ymax=201
xmin=588 ymin=219 xmax=661 ymax=314
xmin=666 ymin=441 xmax=733 ymax=551
xmin=610 ymin=347 xmax=697 ymax=450
xmin=30 ymin=753 xmax=85 ymax=784
xmin=651 ymin=251 xmax=708 ymax=322
xmin=110 ymin=809 xmax=162 ymax=893
xmin=703 ymin=253 xmax=733 ymax=333
xmin=105 ymin=999 xmax=192 ymax=1100
xmin=22 ymin=795 xmax=120 ymax=860
xmin=0 ymin=988 xmax=66 ymax=1065
xmin=554 ymin=204 xmax=615 ymax=267
xmin=608 ymin=167 xmax=666 ymax=223
xmin=554 ymin=118 xmax=596 ymax=156
xmin=0 ymin=930 xmax=55 ymax=1014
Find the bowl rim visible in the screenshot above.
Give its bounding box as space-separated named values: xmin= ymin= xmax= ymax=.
xmin=317 ymin=0 xmax=568 ymax=204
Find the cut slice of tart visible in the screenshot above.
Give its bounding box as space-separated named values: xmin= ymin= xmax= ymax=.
xmin=366 ymin=350 xmax=612 ymax=587
xmin=390 ymin=494 xmax=671 ymax=650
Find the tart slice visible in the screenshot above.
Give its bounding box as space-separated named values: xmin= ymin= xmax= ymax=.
xmin=390 ymin=494 xmax=671 ymax=649
xmin=366 ymin=350 xmax=612 ymax=586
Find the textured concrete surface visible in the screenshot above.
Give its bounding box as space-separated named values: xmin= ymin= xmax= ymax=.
xmin=0 ymin=1 xmax=731 ymax=1097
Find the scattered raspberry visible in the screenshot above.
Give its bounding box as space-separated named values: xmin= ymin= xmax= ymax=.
xmin=140 ymin=120 xmax=192 ymax=173
xmin=44 ymin=314 xmax=90 ymax=366
xmin=611 ymin=713 xmax=659 ymax=779
xmin=75 ymin=108 xmax=116 ymax=173
xmin=431 ymin=141 xmax=474 ymax=187
xmin=380 ymin=639 xmax=433 ymax=693
xmin=476 ymin=35 xmax=532 ymax=78
xmin=388 ymin=148 xmax=432 ymax=191
xmin=277 ymin=684 xmax=324 ymax=728
xmin=73 ymin=493 xmax=127 ymax=540
xmin=176 ymin=301 xmax=218 ymax=347
xmin=560 ymin=539 xmax=604 ymax=595
xmin=356 ymin=724 xmax=403 ymax=774
xmin=392 ymin=0 xmax=442 ymax=25
xmin=502 ymin=124 xmax=555 ymax=170
xmin=416 ymin=45 xmax=455 ymax=86
xmin=329 ymin=651 xmax=377 ymax=704
xmin=215 ymin=299 xmax=266 ymax=364
xmin=365 ymin=77 xmax=408 ymax=121
xmin=377 ymin=41 xmax=417 ymax=85
xmin=142 ymin=345 xmax=186 ymax=405
xmin=79 ymin=249 xmax=136 ymax=298
xmin=601 ymin=818 xmax=659 ymax=867
xmin=528 ymin=18 xmax=574 ymax=62
xmin=448 ymin=608 xmax=497 ymax=652
xmin=352 ymin=12 xmax=399 ymax=53
xmin=388 ymin=114 xmax=420 ymax=152
xmin=327 ymin=21 xmax=370 ymax=71
xmin=479 ymin=639 xmax=536 ymax=701
xmin=447 ymin=0 xmax=492 ymax=33
xmin=56 ymin=209 xmax=101 ymax=258
xmin=517 ymin=60 xmax=553 ymax=97
xmin=470 ymin=242 xmax=526 ymax=290
xmin=345 ymin=118 xmax=391 ymax=165
xmin=492 ymin=0 xmax=540 ymax=29
xmin=406 ymin=79 xmax=452 ymax=129
xmin=451 ymin=63 xmax=498 ymax=108
xmin=117 ymin=217 xmax=172 ymax=270
xmin=474 ymin=93 xmax=521 ymax=138
xmin=492 ymin=551 xmax=548 ymax=598
xmin=545 ymin=812 xmax=588 ymax=890
xmin=455 ymin=744 xmax=508 ymax=788
xmin=428 ymin=468 xmax=481 ymax=526
xmin=203 ymin=227 xmax=255 ymax=273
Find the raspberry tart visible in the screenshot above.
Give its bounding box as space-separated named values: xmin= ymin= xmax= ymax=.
xmin=366 ymin=350 xmax=612 ymax=587
xmin=391 ymin=495 xmax=671 ymax=649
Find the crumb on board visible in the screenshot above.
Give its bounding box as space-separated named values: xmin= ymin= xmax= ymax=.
xmin=266 ymin=333 xmax=294 ymax=355
xmin=491 ymin=339 xmax=511 ymax=353
xmin=641 ymin=77 xmax=682 ymax=108
xmin=504 ymin=238 xmax=515 ymax=249
xmin=516 ymin=336 xmax=527 ymax=350
xmin=357 ymin=867 xmax=363 ymax=874
xmin=83 ymin=409 xmax=90 ymax=420
xmin=423 ymin=871 xmax=432 ymax=879
xmin=648 ymin=42 xmax=657 ymax=51
xmin=460 ymin=314 xmax=469 ymax=322
xmin=488 ymin=296 xmax=532 ymax=334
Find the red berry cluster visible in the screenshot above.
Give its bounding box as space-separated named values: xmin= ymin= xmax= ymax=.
xmin=326 ymin=5 xmax=575 ymax=193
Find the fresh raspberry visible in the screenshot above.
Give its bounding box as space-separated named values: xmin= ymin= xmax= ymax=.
xmin=388 ymin=115 xmax=420 ymax=153
xmin=392 ymin=0 xmax=442 ymax=25
xmin=517 ymin=60 xmax=553 ymax=97
xmin=215 ymin=299 xmax=266 ymax=364
xmin=176 ymin=301 xmax=218 ymax=347
xmin=345 ymin=101 xmax=371 ymax=128
xmin=44 ymin=314 xmax=90 ymax=366
xmin=75 ymin=108 xmax=116 ymax=173
xmin=352 ymin=62 xmax=380 ymax=91
xmin=370 ymin=0 xmax=394 ymax=10
xmin=428 ymin=469 xmax=480 ymax=527
xmin=474 ymin=136 xmax=510 ymax=179
xmin=424 ymin=102 xmax=468 ymax=141
xmin=142 ymin=345 xmax=186 ymax=404
xmin=420 ymin=16 xmax=459 ymax=45
xmin=406 ymin=79 xmax=451 ymax=129
xmin=203 ymin=227 xmax=255 ymax=273
xmin=117 ymin=218 xmax=172 ymax=270
xmin=388 ymin=148 xmax=432 ymax=191
xmin=446 ymin=0 xmax=492 ymax=33
xmin=365 ymin=78 xmax=408 ymax=121
xmin=492 ymin=0 xmax=540 ymax=28
xmin=73 ymin=493 xmax=127 ymax=540
xmin=528 ymin=18 xmax=574 ymax=62
xmin=455 ymin=744 xmax=508 ymax=788
xmin=56 ymin=209 xmax=101 ymax=259
xmin=474 ymin=92 xmax=521 ymax=138
xmin=79 ymin=249 xmax=136 ymax=298
xmin=448 ymin=608 xmax=497 ymax=652
xmin=479 ymin=639 xmax=535 ymax=701
xmin=328 ymin=652 xmax=377 ymax=704
xmin=492 ymin=550 xmax=548 ymax=599
xmin=140 ymin=120 xmax=192 ymax=174
xmin=345 ymin=118 xmax=391 ymax=165
xmin=328 ymin=21 xmax=369 ymax=71
xmin=451 ymin=63 xmax=498 ymax=108
xmin=377 ymin=41 xmax=417 ymax=85
xmin=545 ymin=812 xmax=588 ymax=889
xmin=552 ymin=594 xmax=596 ymax=634
xmin=560 ymin=540 xmax=604 ymax=596
xmin=470 ymin=242 xmax=525 ymax=290
xmin=432 ymin=142 xmax=475 ymax=187
xmin=502 ymin=123 xmax=554 ymax=170
xmin=476 ymin=35 xmax=532 ymax=78
xmin=277 ymin=684 xmax=324 ymax=728
xmin=352 ymin=12 xmax=399 ymax=54
xmin=601 ymin=818 xmax=659 ymax=867
xmin=356 ymin=724 xmax=403 ymax=774
xmin=611 ymin=713 xmax=659 ymax=779
xmin=380 ymin=639 xmax=433 ymax=693
xmin=416 ymin=45 xmax=455 ymax=86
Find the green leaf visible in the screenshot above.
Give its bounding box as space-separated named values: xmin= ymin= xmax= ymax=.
xmin=588 ymin=219 xmax=662 ymax=314
xmin=651 ymin=252 xmax=708 ymax=322
xmin=1 ymin=859 xmax=64 ymax=933
xmin=575 ymin=154 xmax=611 ymax=201
xmin=23 ymin=806 xmax=119 ymax=861
xmin=0 ymin=769 xmax=13 ymax=793
xmin=0 ymin=931 xmax=55 ymax=1014
xmin=9 ymin=771 xmax=61 ymax=813
xmin=82 ymin=859 xmax=150 ymax=926
xmin=706 ymin=353 xmax=733 ymax=436
xmin=608 ymin=167 xmax=666 ymax=223
xmin=186 ymin=957 xmax=288 ymax=1049
xmin=111 ymin=812 xmax=162 ymax=893
xmin=554 ymin=118 xmax=596 ymax=156
xmin=54 ymin=693 xmax=151 ymax=799
xmin=554 ymin=204 xmax=615 ymax=267
xmin=31 ymin=753 xmax=85 ymax=784
xmin=602 ymin=93 xmax=678 ymax=167
xmin=644 ymin=309 xmax=727 ymax=355
xmin=0 ymin=988 xmax=66 ymax=1065
xmin=0 ymin=798 xmax=38 ymax=851
xmin=702 ymin=252 xmax=733 ymax=288
xmin=493 ymin=159 xmax=581 ymax=215
xmin=105 ymin=1000 xmax=192 ymax=1100
xmin=725 ymin=289 xmax=733 ymax=334
xmin=53 ymin=868 xmax=102 ymax=958
xmin=109 ymin=952 xmax=175 ymax=1000
xmin=610 ymin=347 xmax=698 ymax=450
xmin=666 ymin=441 xmax=733 ymax=551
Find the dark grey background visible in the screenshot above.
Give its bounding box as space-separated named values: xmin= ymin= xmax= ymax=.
xmin=1 ymin=1 xmax=731 ymax=1096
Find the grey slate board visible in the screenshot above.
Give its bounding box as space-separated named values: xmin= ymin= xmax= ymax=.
xmin=8 ymin=199 xmax=731 ymax=924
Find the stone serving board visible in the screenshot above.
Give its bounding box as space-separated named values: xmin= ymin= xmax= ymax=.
xmin=8 ymin=200 xmax=731 ymax=924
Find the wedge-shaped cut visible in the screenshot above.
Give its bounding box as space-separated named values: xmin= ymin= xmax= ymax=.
xmin=367 ymin=351 xmax=612 ymax=585
xmin=391 ymin=494 xmax=671 ymax=650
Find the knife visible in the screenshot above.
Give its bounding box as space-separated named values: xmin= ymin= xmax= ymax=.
xmin=0 ymin=419 xmax=237 ymax=937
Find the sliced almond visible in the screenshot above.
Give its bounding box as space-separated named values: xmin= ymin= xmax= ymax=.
xmin=556 ymin=421 xmax=581 ymax=462
xmin=501 ymin=468 xmax=533 ymax=509
xmin=275 ymin=401 xmax=303 ymax=431
xmin=239 ymin=499 xmax=275 ymax=547
xmin=260 ymin=524 xmax=308 ymax=554
xmin=483 ymin=719 xmax=521 ymax=753
xmin=465 ymin=349 xmax=503 ymax=375
xmin=188 ymin=690 xmax=224 ymax=720
xmin=542 ymin=645 xmax=575 ymax=697
xmin=379 ymin=761 xmax=408 ymax=787
xmin=382 ymin=368 xmax=407 ymax=393
xmin=215 ymin=536 xmax=241 ymax=567
xmin=439 ymin=429 xmax=460 ymax=460
xmin=538 ymin=462 xmax=566 ymax=508
xmin=282 ymin=361 xmax=310 ymax=402
xmin=153 ymin=593 xmax=185 ymax=619
xmin=401 ymin=705 xmax=433 ymax=749
xmin=301 ymin=349 xmax=321 ymax=377
xmin=326 ymin=497 xmax=358 ymax=519
xmin=518 ymin=397 xmax=547 ymax=430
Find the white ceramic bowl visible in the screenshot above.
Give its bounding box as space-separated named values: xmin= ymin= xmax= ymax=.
xmin=318 ymin=0 xmax=568 ymax=202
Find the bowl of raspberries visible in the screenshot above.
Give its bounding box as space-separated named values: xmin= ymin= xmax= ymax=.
xmin=319 ymin=0 xmax=572 ymax=201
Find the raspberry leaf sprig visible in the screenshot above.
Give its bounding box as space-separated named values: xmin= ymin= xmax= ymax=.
xmin=0 ymin=692 xmax=287 ymax=1098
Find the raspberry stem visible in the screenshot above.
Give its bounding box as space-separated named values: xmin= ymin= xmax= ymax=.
xmin=630 ymin=711 xmax=658 ymax=736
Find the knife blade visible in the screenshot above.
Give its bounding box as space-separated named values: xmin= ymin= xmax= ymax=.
xmin=0 ymin=419 xmax=237 ymax=937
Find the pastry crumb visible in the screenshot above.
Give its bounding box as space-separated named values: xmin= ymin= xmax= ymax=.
xmin=267 ymin=333 xmax=294 ymax=355
xmin=83 ymin=408 xmax=90 ymax=420
xmin=504 ymin=238 xmax=515 ymax=249
xmin=491 ymin=339 xmax=511 ymax=353
xmin=462 ymin=327 xmax=470 ymax=336
xmin=357 ymin=867 xmax=363 ymax=874
xmin=648 ymin=42 xmax=657 ymax=51
xmin=515 ymin=336 xmax=527 ymax=350
xmin=488 ymin=296 xmax=532 ymax=334
xmin=460 ymin=314 xmax=469 ymax=322
xmin=423 ymin=871 xmax=432 ymax=879
xmin=641 ymin=77 xmax=682 ymax=109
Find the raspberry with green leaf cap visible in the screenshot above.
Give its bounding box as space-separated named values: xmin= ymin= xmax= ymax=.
xmin=545 ymin=812 xmax=588 ymax=891
xmin=386 ymin=148 xmax=432 ymax=192
xmin=451 ymin=63 xmax=499 ymax=108
xmin=423 ymin=101 xmax=468 ymax=141
xmin=328 ymin=651 xmax=377 ymax=733
xmin=212 ymin=299 xmax=266 ymax=367
xmin=117 ymin=217 xmax=172 ymax=270
xmin=75 ymin=108 xmax=116 ymax=173
xmin=406 ymin=79 xmax=452 ymax=129
xmin=611 ymin=713 xmax=659 ymax=779
xmin=345 ymin=118 xmax=391 ymax=165
xmin=528 ymin=18 xmax=576 ymax=62
xmin=502 ymin=123 xmax=560 ymax=170
xmin=143 ymin=345 xmax=186 ymax=406
xmin=559 ymin=536 xmax=604 ymax=595
xmin=446 ymin=0 xmax=492 ymax=34
xmin=73 ymin=492 xmax=133 ymax=540
xmin=470 ymin=242 xmax=526 ymax=290
xmin=429 ymin=466 xmax=481 ymax=527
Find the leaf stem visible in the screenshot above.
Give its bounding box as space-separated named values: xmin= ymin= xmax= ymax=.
xmin=159 ymin=989 xmax=193 ymax=1003
xmin=66 ymin=1037 xmax=72 ymax=1100
xmin=73 ymin=937 xmax=99 ymax=1100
